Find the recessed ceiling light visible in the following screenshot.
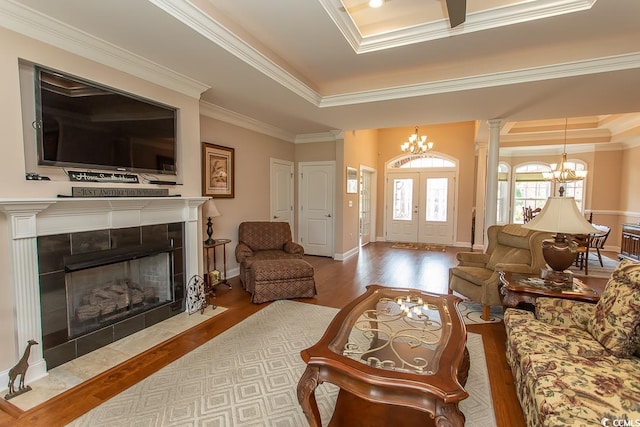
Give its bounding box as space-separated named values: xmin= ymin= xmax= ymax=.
xmin=369 ymin=0 xmax=384 ymax=8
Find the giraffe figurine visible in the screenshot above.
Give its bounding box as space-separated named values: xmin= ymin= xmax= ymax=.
xmin=5 ymin=339 xmax=38 ymax=399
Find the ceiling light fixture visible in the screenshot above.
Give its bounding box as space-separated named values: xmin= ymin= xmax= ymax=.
xmin=542 ymin=118 xmax=587 ymax=196
xmin=369 ymin=0 xmax=384 ymax=8
xmin=401 ymin=126 xmax=434 ymax=155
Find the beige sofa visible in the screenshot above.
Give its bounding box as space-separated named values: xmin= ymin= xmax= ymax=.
xmin=504 ymin=259 xmax=640 ymax=426
xmin=449 ymin=224 xmax=549 ymax=320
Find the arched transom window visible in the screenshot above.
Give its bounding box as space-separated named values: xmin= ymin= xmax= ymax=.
xmin=389 ymin=154 xmax=456 ymax=169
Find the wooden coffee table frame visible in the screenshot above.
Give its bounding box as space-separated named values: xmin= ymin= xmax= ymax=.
xmin=499 ymin=271 xmax=601 ymax=309
xmin=297 ymin=285 xmax=469 ymax=427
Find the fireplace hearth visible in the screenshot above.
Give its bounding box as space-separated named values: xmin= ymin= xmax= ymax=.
xmin=0 ymin=196 xmax=207 ymax=386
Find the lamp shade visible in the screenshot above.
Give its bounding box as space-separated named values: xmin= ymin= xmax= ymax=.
xmin=522 ymin=197 xmax=597 ymax=234
xmin=205 ymin=199 xmax=221 ymax=218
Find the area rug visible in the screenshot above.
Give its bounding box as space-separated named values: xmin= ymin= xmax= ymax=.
xmin=458 ymin=300 xmax=503 ymax=324
xmin=67 ymin=300 xmax=496 ymax=427
xmin=568 ymin=253 xmax=619 ymax=278
xmin=391 ymin=242 xmax=447 ymax=251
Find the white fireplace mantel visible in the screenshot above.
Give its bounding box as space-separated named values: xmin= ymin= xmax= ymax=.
xmin=0 ymin=196 xmax=208 ymax=385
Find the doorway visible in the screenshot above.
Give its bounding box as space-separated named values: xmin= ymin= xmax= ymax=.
xmin=385 ymin=155 xmax=458 ymax=245
xmin=270 ymin=158 xmax=294 ymax=228
xmin=359 ymin=167 xmax=375 ymax=246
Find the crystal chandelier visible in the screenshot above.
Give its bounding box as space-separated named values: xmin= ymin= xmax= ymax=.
xmin=400 ymin=126 xmax=434 ymax=155
xmin=542 ymin=119 xmax=587 ymax=192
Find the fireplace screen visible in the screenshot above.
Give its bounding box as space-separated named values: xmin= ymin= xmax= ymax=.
xmin=66 ymin=250 xmax=172 ymax=338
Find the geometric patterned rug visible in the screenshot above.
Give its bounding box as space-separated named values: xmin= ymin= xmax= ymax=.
xmin=458 ymin=300 xmax=504 ymax=324
xmin=67 ymin=300 xmax=496 ymax=426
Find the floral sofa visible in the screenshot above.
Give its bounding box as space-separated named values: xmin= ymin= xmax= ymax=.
xmin=504 ymin=259 xmax=640 ymax=426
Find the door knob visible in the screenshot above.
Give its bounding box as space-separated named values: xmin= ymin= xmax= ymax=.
xmin=273 ymin=216 xmax=279 ymax=219
xmin=325 ymin=214 xmax=332 ymax=217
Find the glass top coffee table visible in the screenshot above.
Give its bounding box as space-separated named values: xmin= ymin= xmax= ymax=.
xmin=297 ymin=285 xmax=469 ymax=427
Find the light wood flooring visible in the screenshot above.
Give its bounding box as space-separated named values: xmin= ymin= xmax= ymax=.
xmin=1 ymin=242 xmax=534 ymax=426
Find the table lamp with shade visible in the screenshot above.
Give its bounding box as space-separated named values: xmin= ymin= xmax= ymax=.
xmin=522 ymin=196 xmax=599 ymax=283
xmin=203 ymin=199 xmax=221 ymax=245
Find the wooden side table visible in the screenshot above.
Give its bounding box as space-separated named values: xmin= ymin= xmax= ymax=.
xmin=499 ymin=271 xmax=602 ymax=310
xmin=203 ymin=239 xmax=232 ymax=300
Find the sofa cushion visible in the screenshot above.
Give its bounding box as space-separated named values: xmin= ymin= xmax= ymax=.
xmin=587 ymin=259 xmax=640 ymax=358
xmin=519 ymin=352 xmax=640 ymax=426
xmin=535 ymin=297 xmax=595 ymax=329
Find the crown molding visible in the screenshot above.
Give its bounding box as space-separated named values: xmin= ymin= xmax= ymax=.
xmin=318 ymin=0 xmax=596 ymax=54
xmin=294 ymin=130 xmax=344 ymax=144
xmin=148 ymin=0 xmax=322 ymax=106
xmin=0 ymin=0 xmax=209 ymax=98
xmin=320 ymin=52 xmax=640 ymax=107
xmin=200 ymin=101 xmax=296 ymax=142
xmin=5 ymin=0 xmax=637 ymax=129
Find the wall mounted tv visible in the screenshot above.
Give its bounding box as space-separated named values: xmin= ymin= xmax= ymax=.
xmin=34 ymin=66 xmax=178 ymax=175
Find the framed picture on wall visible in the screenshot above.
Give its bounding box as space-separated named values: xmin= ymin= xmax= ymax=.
xmin=346 ymin=167 xmax=358 ymax=194
xmin=202 ymin=142 xmax=235 ymax=198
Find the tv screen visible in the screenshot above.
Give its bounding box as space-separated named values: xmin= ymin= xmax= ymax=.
xmin=34 ymin=66 xmax=177 ymax=175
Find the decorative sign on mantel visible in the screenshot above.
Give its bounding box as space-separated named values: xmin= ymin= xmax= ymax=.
xmin=71 ymin=187 xmax=169 ymax=198
xmin=68 ymin=171 xmax=139 ymax=183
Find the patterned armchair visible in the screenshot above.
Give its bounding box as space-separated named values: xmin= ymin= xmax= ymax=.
xmin=449 ymin=224 xmax=550 ymax=320
xmin=235 ymin=221 xmax=304 ymax=288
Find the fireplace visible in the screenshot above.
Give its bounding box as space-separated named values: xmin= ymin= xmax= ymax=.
xmin=0 ymin=196 xmax=207 ymax=385
xmin=38 ymin=224 xmax=185 ymax=369
xmin=66 ymin=246 xmax=173 ymax=339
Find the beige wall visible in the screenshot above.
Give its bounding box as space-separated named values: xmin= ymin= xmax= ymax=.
xmin=0 ymin=28 xmax=202 ymax=371
xmin=342 ymin=129 xmax=379 ymax=254
xmin=200 ymin=116 xmax=295 ymax=269
xmin=375 ymin=122 xmax=477 ymax=245
xmin=499 ymin=148 xmax=629 ymax=249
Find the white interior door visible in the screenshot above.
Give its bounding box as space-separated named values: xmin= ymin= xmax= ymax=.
xmin=417 ymin=172 xmax=455 ymax=245
xmin=299 ymin=162 xmax=334 ymax=257
xmin=270 ymin=158 xmax=293 ymax=227
xmin=386 ymin=173 xmax=419 ymax=242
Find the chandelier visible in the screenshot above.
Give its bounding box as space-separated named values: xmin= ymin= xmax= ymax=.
xmin=542 ymin=119 xmax=587 ymax=191
xmin=400 ymin=126 xmax=434 ymax=155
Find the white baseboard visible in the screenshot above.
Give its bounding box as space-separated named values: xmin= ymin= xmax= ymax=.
xmin=334 ymin=246 xmax=359 ymax=261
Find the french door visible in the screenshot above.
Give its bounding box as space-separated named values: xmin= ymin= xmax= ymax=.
xmin=386 ymin=171 xmax=455 ymax=244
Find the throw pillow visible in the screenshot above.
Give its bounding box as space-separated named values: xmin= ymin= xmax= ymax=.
xmin=587 ymin=259 xmax=640 ymax=358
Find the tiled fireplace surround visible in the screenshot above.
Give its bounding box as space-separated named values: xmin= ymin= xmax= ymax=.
xmin=0 ymin=196 xmax=207 ymax=387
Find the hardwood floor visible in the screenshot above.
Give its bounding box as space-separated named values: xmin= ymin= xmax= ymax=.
xmin=0 ymin=242 xmax=526 ymax=427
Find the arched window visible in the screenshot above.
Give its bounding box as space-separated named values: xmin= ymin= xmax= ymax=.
xmin=513 ymin=163 xmax=552 ymax=223
xmin=390 ymin=154 xmax=456 ymax=169
xmin=553 ymin=160 xmax=587 ymax=211
xmin=497 ymin=162 xmax=510 ymax=224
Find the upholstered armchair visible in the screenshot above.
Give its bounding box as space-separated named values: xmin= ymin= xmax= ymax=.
xmin=235 ymin=221 xmax=304 ymax=288
xmin=449 ymin=224 xmax=550 ymax=320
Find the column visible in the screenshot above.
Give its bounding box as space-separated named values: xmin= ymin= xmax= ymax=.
xmin=485 ymin=119 xmax=502 ymax=235
xmin=474 ymin=141 xmax=488 ymax=249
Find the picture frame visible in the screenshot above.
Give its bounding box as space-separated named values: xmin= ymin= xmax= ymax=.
xmin=346 ymin=167 xmax=358 ymax=194
xmin=202 ymin=142 xmax=235 ymax=198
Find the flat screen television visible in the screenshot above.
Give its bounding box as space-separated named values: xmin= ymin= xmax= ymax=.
xmin=34 ymin=66 xmax=178 ymax=176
